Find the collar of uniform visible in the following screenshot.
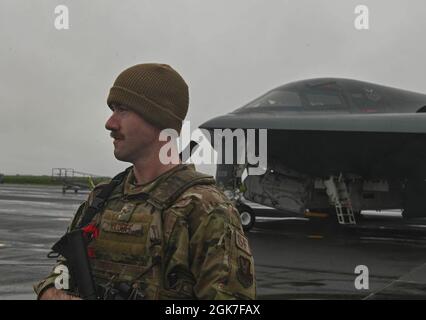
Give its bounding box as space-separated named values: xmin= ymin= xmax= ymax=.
xmin=123 ymin=164 xmax=194 ymax=197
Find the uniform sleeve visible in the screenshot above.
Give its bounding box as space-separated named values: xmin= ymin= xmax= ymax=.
xmin=188 ymin=200 xmax=256 ymax=300
xmin=32 ymin=257 xmax=68 ymax=298
xmin=33 ymin=200 xmax=88 ymax=298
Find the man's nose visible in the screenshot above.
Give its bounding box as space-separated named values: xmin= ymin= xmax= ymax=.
xmin=105 ymin=113 xmax=119 ymax=131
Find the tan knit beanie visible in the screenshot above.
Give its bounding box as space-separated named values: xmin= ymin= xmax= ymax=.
xmin=107 ymin=63 xmax=189 ymax=132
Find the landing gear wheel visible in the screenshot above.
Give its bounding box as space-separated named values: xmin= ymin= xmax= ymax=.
xmin=237 ymin=204 xmax=255 ymax=232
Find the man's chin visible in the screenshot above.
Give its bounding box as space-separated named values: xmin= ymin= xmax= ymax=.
xmin=113 ymin=150 xmax=131 ymax=162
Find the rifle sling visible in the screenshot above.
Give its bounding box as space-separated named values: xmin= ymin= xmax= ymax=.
xmin=78 ymin=167 xmax=131 ymax=229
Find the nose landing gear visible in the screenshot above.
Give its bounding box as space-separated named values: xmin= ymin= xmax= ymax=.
xmin=237 ymin=203 xmax=256 ymax=232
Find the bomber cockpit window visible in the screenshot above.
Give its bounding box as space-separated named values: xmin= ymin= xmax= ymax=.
xmin=237 ymin=82 xmax=349 ymax=112
xmin=349 ymin=87 xmax=388 ymax=113
xmin=301 ymin=82 xmax=347 ymax=110
xmin=243 ymin=90 xmax=303 ymax=108
xmin=305 ymin=92 xmax=344 ymax=108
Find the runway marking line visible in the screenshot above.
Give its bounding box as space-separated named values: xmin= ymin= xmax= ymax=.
xmin=363 ymin=262 xmax=426 ymax=300
xmin=307 ymin=235 xmax=324 ymax=239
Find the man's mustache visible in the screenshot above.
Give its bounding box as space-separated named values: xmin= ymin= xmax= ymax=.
xmin=110 ymin=131 xmax=124 ymax=140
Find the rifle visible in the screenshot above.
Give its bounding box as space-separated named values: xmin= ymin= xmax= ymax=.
xmin=49 ymin=229 xmax=98 ymax=300
xmin=47 ymin=168 xmax=132 ymax=299
xmin=47 ymin=167 xmax=143 ymax=300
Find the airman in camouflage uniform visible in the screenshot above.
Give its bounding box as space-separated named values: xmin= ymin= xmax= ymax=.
xmin=34 ymin=63 xmax=255 ymax=300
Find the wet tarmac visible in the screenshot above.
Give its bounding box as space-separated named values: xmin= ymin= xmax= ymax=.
xmin=1 ymin=184 xmax=425 ymax=300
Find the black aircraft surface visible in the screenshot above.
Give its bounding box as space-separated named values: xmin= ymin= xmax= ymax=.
xmin=199 ymin=78 xmax=426 ymax=230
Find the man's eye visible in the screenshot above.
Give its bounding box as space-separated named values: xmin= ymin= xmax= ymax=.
xmin=114 ymin=106 xmax=127 ymax=113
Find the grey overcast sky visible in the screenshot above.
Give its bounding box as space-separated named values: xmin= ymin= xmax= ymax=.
xmin=1 ymin=0 xmax=425 ymax=177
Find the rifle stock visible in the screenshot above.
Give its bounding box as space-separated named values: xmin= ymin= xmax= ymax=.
xmin=50 ymin=229 xmax=98 ymax=300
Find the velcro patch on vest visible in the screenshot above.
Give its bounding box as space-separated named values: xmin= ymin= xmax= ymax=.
xmin=101 ymin=221 xmax=144 ymax=235
xmin=117 ymin=203 xmax=136 ymax=222
xmin=235 ymin=231 xmax=251 ymax=256
xmin=237 ymin=256 xmax=253 ymax=288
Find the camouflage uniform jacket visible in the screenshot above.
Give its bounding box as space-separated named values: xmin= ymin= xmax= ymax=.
xmin=34 ymin=164 xmax=256 ymax=299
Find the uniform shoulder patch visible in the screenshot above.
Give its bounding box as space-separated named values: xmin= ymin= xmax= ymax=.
xmin=237 ymin=256 xmax=254 ymax=288
xmin=235 ymin=230 xmax=252 ymax=256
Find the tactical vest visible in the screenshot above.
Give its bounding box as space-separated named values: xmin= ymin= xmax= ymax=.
xmin=81 ymin=165 xmax=215 ymax=299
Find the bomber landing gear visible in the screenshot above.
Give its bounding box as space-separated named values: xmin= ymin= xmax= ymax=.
xmin=237 ymin=204 xmax=256 ymax=232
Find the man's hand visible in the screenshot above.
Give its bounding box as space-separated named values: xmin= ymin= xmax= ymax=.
xmin=39 ymin=287 xmax=82 ymax=300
